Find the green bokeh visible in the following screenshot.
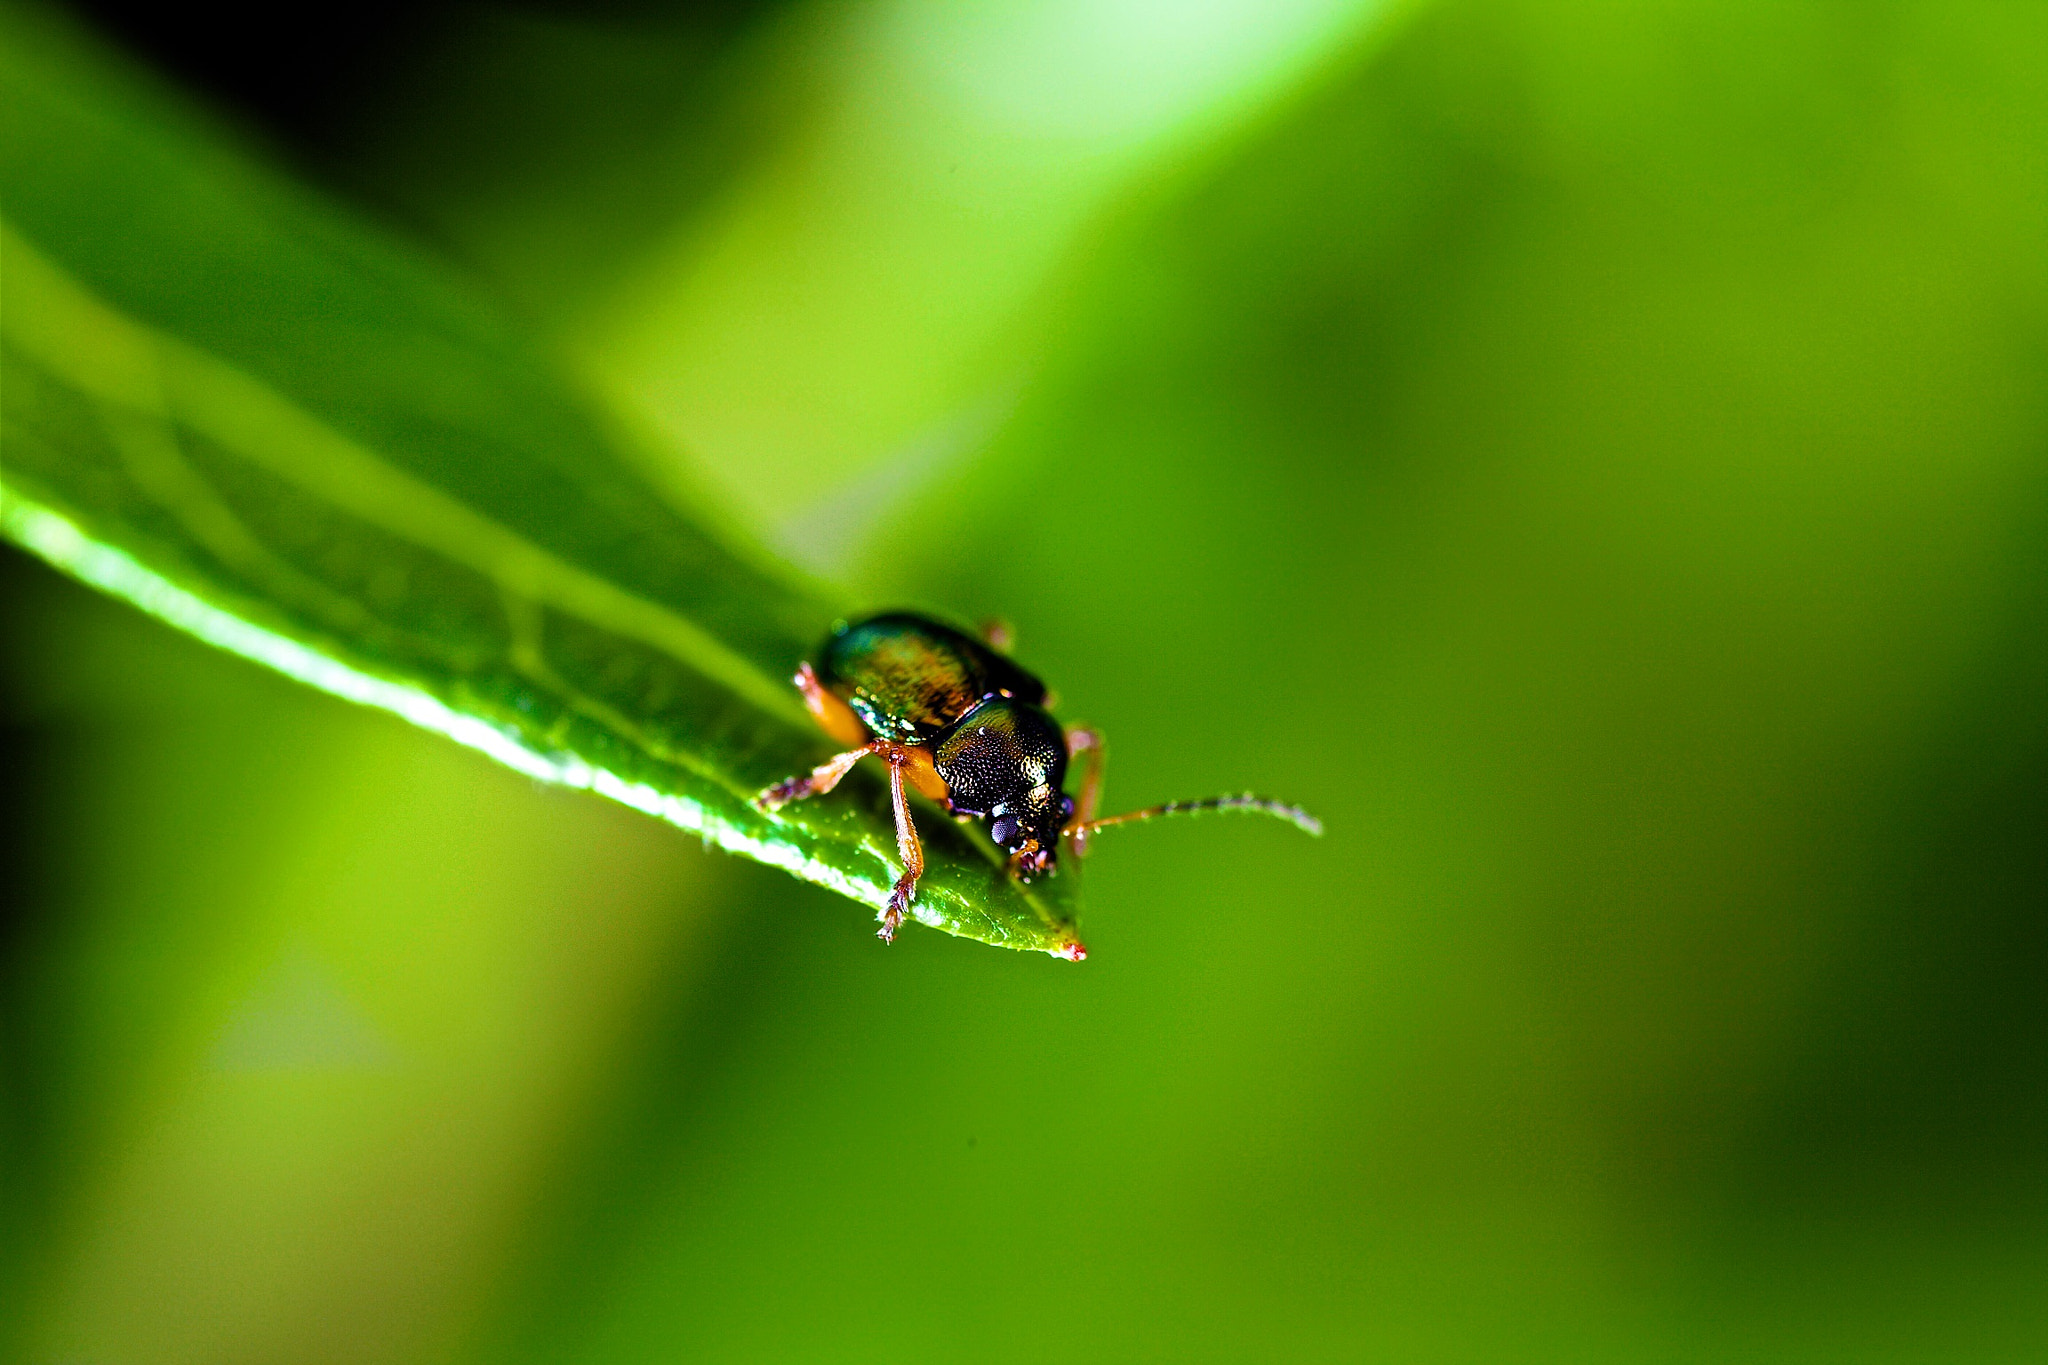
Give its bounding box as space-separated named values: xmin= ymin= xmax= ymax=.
xmin=8 ymin=1 xmax=2048 ymax=1360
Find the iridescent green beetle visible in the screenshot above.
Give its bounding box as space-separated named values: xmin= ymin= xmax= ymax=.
xmin=757 ymin=612 xmax=1320 ymax=946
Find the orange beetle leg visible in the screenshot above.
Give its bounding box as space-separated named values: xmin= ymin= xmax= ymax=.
xmin=756 ymin=742 xmax=878 ymax=810
xmin=880 ymin=751 xmax=927 ymax=943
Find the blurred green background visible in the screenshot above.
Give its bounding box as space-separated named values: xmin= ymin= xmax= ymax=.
xmin=7 ymin=0 xmax=2048 ymax=1359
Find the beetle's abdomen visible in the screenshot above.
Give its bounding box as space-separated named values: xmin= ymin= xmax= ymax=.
xmin=818 ymin=613 xmax=1045 ymax=744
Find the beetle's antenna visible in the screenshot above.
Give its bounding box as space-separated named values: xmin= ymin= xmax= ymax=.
xmin=1075 ymin=794 xmax=1323 ymax=839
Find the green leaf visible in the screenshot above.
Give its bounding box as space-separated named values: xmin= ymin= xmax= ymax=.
xmin=0 ymin=6 xmax=1084 ymax=960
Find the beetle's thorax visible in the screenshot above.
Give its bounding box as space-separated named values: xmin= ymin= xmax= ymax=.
xmin=932 ymin=697 xmax=1070 ymax=877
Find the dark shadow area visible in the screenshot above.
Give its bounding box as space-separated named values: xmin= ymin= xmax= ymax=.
xmin=1727 ymin=526 xmax=2048 ymax=1222
xmin=61 ymin=0 xmax=448 ymax=144
xmin=56 ymin=0 xmax=802 ymax=319
xmin=0 ymin=548 xmax=80 ymax=1342
xmin=0 ymin=551 xmax=56 ymax=949
xmin=60 ymin=0 xmax=776 ymax=150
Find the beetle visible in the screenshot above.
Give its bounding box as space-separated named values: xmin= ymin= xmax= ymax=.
xmin=756 ymin=612 xmax=1320 ymax=945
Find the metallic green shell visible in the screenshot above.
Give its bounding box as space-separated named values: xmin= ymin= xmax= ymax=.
xmin=817 ymin=613 xmax=1046 ymax=744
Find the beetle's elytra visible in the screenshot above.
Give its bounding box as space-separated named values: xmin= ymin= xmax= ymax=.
xmin=756 ymin=612 xmax=1320 ymax=953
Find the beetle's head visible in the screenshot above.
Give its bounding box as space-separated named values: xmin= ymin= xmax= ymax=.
xmin=932 ymin=698 xmax=1071 ymax=881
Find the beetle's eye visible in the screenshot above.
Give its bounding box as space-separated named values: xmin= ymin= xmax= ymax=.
xmin=989 ymin=815 xmax=1017 ymax=847
xmin=1061 ymin=795 xmax=1075 ymax=820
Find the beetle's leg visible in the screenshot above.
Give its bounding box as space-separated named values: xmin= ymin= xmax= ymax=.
xmin=794 ymin=661 xmax=868 ymax=747
xmin=756 ymin=742 xmax=878 ymax=810
xmin=1063 ymin=726 xmax=1105 ymax=856
xmin=880 ymin=750 xmax=926 ymax=943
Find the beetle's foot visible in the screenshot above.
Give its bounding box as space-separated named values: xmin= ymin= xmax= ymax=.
xmin=756 ymin=775 xmax=808 ymax=810
xmin=878 ymin=876 xmax=917 ymax=943
xmin=1009 ymin=845 xmax=1055 ymax=882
